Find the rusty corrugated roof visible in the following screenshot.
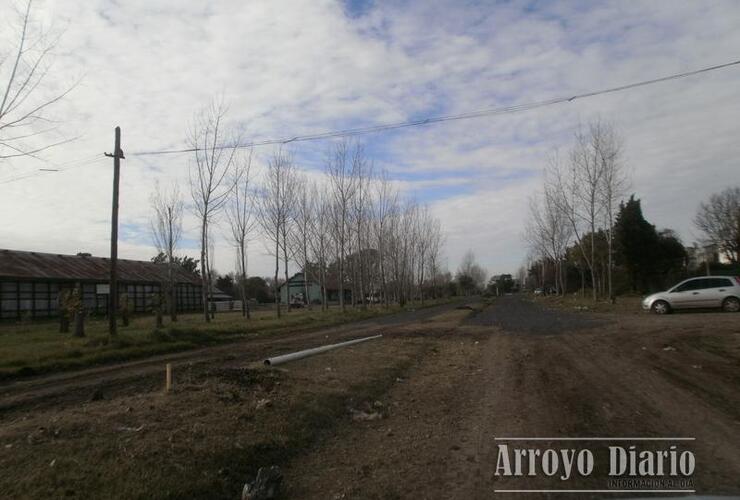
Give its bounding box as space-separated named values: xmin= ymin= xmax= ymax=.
xmin=0 ymin=249 xmax=201 ymax=285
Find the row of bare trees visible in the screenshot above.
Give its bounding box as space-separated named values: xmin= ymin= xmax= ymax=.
xmin=150 ymin=102 xmax=447 ymax=322
xmin=257 ymin=140 xmax=446 ymax=317
xmin=525 ymin=120 xmax=629 ymax=300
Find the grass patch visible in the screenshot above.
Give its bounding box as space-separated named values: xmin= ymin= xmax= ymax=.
xmin=0 ymin=300 xmax=451 ymax=381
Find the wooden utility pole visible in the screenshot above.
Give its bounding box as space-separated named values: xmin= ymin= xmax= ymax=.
xmin=105 ymin=127 xmax=124 ymax=337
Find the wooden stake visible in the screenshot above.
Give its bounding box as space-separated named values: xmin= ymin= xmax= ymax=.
xmin=165 ymin=363 xmax=172 ymax=392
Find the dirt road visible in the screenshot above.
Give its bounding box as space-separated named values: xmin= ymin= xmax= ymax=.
xmin=285 ymin=296 xmax=740 ymax=499
xmin=1 ymin=296 xmax=738 ymax=499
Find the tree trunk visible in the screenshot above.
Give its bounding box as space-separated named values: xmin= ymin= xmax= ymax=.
xmin=321 ymin=254 xmax=328 ymax=312
xmin=74 ymin=309 xmax=85 ymax=337
xmin=607 ymin=226 xmax=614 ymax=300
xmin=338 ymin=237 xmax=345 ymax=312
xmin=205 ymin=244 xmax=215 ymax=320
xmin=240 ymin=244 xmax=251 ymax=319
xmin=156 ymin=302 xmax=163 ymax=328
xmin=304 ymin=254 xmax=311 ymax=310
xmin=283 ymin=247 xmax=290 ymax=313
xmin=168 ymin=208 xmax=177 ymax=322
xmin=74 ymin=283 xmax=85 ymax=337
xmin=170 ymin=277 xmax=177 ymax=322
xmin=562 ymin=259 xmax=567 ymax=294
xmin=59 ymin=313 xmax=69 ymax=333
xmin=590 ymin=229 xmax=597 ymax=301
xmin=379 ymin=242 xmax=388 ymax=309
xmin=58 ymin=291 xmax=70 ymax=333
xmin=200 ymin=219 xmax=209 ymax=322
xmin=274 ymin=236 xmax=281 ymax=318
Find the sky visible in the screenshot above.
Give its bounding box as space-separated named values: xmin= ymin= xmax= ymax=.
xmin=1 ymin=0 xmax=739 ymax=280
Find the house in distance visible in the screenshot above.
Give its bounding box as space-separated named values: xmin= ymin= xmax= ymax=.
xmin=278 ymin=271 xmax=353 ymax=306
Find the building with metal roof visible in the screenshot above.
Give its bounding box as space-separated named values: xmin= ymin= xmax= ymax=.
xmin=0 ymin=249 xmax=202 ymax=320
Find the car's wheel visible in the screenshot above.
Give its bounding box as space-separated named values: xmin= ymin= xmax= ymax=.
xmin=722 ymin=297 xmax=740 ymax=313
xmin=651 ymin=300 xmax=671 ymax=315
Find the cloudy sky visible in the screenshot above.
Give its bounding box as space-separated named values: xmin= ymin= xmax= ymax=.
xmin=1 ymin=0 xmax=739 ymax=279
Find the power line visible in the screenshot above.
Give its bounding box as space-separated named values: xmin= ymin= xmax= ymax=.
xmin=129 ymin=58 xmax=740 ymax=157
xmin=0 ymin=153 xmax=107 ymax=185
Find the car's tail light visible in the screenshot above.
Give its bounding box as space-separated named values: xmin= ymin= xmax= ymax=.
xmin=735 ymin=276 xmax=740 ymax=285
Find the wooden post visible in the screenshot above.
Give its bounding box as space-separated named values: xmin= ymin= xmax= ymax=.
xmin=106 ymin=127 xmax=124 ymax=338
xmin=165 ymin=363 xmax=172 ymax=392
xmin=73 ymin=283 xmax=85 ymax=338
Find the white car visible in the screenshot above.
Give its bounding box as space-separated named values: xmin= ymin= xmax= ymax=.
xmin=642 ymin=276 xmax=740 ymax=314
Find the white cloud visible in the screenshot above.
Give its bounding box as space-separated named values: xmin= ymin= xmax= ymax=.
xmin=1 ymin=0 xmax=739 ymax=277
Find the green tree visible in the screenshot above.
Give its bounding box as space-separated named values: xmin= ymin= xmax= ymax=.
xmin=215 ymin=273 xmax=236 ymax=297
xmin=244 ymin=277 xmax=271 ymax=303
xmin=487 ymin=274 xmax=514 ymax=295
xmin=614 ymin=196 xmax=686 ymax=292
xmin=151 ymin=253 xmax=200 ymax=277
xmin=614 ymin=196 xmax=658 ymax=291
xmin=654 ymin=229 xmax=688 ymax=288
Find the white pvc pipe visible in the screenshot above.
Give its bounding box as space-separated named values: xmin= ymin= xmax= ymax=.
xmin=264 ymin=334 xmax=383 ymax=366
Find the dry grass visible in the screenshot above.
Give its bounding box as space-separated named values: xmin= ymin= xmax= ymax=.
xmin=529 ymin=293 xmax=644 ymax=315
xmin=0 ymin=335 xmax=429 ymax=499
xmin=0 ymin=301 xmax=451 ymax=380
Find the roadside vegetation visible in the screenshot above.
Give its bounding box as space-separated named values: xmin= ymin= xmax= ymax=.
xmin=522 ymin=119 xmax=740 ymax=301
xmin=530 ymin=293 xmax=643 ymax=315
xmin=0 ymin=329 xmax=432 ymax=499
xmin=0 ymin=301 xmax=450 ymax=381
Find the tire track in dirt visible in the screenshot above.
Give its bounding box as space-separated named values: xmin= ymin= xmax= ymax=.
xmin=479 ymin=334 xmax=617 ymax=497
xmin=283 ymin=324 xmax=609 ymax=499
xmin=282 ymin=322 xmax=492 ymax=499
xmin=556 ymin=333 xmax=740 ymax=494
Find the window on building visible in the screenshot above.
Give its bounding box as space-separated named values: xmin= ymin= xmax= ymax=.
xmin=1 ymin=281 xmax=18 ymax=319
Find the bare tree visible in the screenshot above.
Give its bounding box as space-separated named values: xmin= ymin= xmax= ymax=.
xmin=278 ymin=161 xmax=298 ymax=312
xmin=0 ymin=0 xmax=77 ymax=161
xmin=516 ymin=265 xmax=527 ymax=291
xmin=595 ymin=121 xmax=627 ymax=300
xmin=372 ymin=171 xmax=399 ymax=307
xmin=694 ymin=186 xmax=740 ymax=264
xmin=549 ymin=123 xmax=607 ymax=301
xmin=188 ymin=101 xmax=238 ymax=322
xmin=325 ymin=140 xmax=357 ymax=312
xmin=397 ymin=199 xmax=419 ymax=305
xmin=525 ymin=182 xmax=572 ymax=295
xmin=456 ymin=250 xmax=486 ymax=295
xmin=308 ymin=183 xmax=332 ymax=311
xmin=257 ymin=148 xmax=297 ymax=317
xmin=225 ymin=150 xmax=257 ymax=318
xmin=351 ymin=149 xmax=372 ymax=308
xmin=425 ymin=215 xmax=444 ymax=299
xmin=205 ymin=225 xmax=217 ymax=319
xmin=290 ymin=174 xmax=317 ymax=309
xmin=415 ymin=204 xmax=434 ymax=305
xmin=150 ymin=181 xmax=184 ymax=321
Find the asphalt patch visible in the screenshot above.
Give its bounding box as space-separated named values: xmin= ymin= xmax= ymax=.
xmin=465 ymin=295 xmax=607 ymax=335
